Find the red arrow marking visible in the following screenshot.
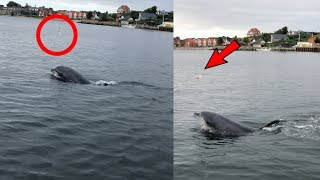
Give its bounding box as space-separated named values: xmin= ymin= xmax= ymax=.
xmin=205 ymin=40 xmax=240 ymax=69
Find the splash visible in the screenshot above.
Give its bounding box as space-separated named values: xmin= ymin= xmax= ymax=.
xmin=94 ymin=80 xmax=119 ymax=86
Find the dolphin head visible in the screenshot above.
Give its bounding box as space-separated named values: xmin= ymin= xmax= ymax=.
xmin=194 ymin=111 xmax=218 ymax=131
xmin=51 ymin=66 xmax=69 ymax=82
xmin=50 ymin=66 xmax=91 ymax=84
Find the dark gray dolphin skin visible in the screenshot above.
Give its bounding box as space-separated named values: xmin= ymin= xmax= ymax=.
xmin=51 ymin=66 xmax=91 ymax=84
xmin=194 ymin=111 xmax=280 ymax=136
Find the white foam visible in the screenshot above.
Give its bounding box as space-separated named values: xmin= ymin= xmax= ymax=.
xmin=94 ymin=80 xmax=119 ymax=86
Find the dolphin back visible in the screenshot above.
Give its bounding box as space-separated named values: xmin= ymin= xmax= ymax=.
xmin=55 ymin=66 xmax=91 ymax=84
xmin=201 ymin=112 xmax=255 ymax=136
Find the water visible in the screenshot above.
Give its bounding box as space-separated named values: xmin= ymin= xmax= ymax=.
xmin=174 ymin=50 xmax=320 ymax=180
xmin=0 ymin=16 xmax=173 ymax=179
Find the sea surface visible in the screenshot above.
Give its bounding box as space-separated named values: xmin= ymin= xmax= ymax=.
xmin=0 ymin=16 xmax=173 ymax=180
xmin=174 ymin=50 xmax=320 ymax=180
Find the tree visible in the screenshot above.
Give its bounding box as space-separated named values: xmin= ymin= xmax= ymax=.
xmin=282 ymin=26 xmax=288 ymax=34
xmin=261 ymin=33 xmax=271 ymax=42
xmin=144 ymin=6 xmax=157 ymax=13
xmin=100 ymin=12 xmax=108 ymax=21
xmin=7 ymin=1 xmax=21 ymax=7
xmin=110 ymin=13 xmax=117 ymax=20
xmin=129 ymin=10 xmax=139 ymax=20
xmin=315 ymin=37 xmax=320 ymax=43
xmin=243 ymin=37 xmax=249 ymax=44
xmin=24 ymin=3 xmax=30 ymax=8
xmin=275 ymin=26 xmax=288 ymax=34
xmin=86 ymin=11 xmax=93 ymax=19
xmin=217 ymin=37 xmax=224 ymax=45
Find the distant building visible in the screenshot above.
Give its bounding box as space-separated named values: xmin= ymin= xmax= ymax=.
xmin=271 ymin=34 xmax=289 ymax=43
xmin=288 ymin=30 xmax=302 ymax=35
xmin=38 ymin=8 xmax=53 ymax=17
xmin=117 ymin=5 xmax=130 ymax=14
xmin=247 ymin=28 xmax=261 ymax=37
xmin=56 ymin=10 xmax=68 ymax=16
xmin=120 ymin=15 xmax=133 ymax=25
xmin=6 ymin=6 xmax=24 ymax=15
xmin=138 ymin=12 xmax=157 ymax=20
xmin=92 ymin=11 xmax=100 ymax=19
xmin=77 ymin=11 xmax=86 ymax=19
xmin=307 ymin=35 xmax=320 ymax=47
xmin=197 ymin=38 xmax=207 ymax=47
xmin=157 ymin=10 xmax=169 ymax=15
xmin=251 ymin=39 xmax=266 ymax=48
xmin=184 ymin=38 xmax=198 ymax=47
xmin=174 ymin=37 xmax=181 ymax=47
xmin=207 ymin=38 xmax=217 ymax=47
xmin=27 ymin=6 xmax=40 ymax=12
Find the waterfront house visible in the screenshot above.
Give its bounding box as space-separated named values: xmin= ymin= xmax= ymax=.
xmin=38 ymin=8 xmax=53 ymax=17
xmin=247 ymin=28 xmax=261 ymax=37
xmin=120 ymin=15 xmax=133 ymax=25
xmin=27 ymin=6 xmax=40 ymax=13
xmin=206 ymin=38 xmax=217 ymax=47
xmin=68 ymin=11 xmax=76 ymax=19
xmin=138 ymin=12 xmax=157 ymax=20
xmin=6 ymin=6 xmax=24 ymax=15
xmin=251 ymin=39 xmax=266 ymax=48
xmin=92 ymin=11 xmax=100 ymax=20
xmin=197 ymin=38 xmax=207 ymax=47
xmin=270 ymin=34 xmax=289 ymax=43
xmin=184 ymin=38 xmax=198 ymax=47
xmin=56 ymin=10 xmax=68 ymax=16
xmin=223 ymin=37 xmax=230 ymax=45
xmin=0 ymin=5 xmax=6 ymax=15
xmin=77 ymin=11 xmax=86 ymax=19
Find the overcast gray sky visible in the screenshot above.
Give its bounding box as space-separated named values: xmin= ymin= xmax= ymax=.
xmin=175 ymin=0 xmax=320 ymax=38
xmin=0 ymin=0 xmax=172 ymax=12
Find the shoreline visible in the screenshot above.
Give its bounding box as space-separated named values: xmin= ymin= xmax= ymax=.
xmin=174 ymin=46 xmax=320 ymax=52
xmin=78 ymin=19 xmax=173 ymax=32
xmin=0 ymin=15 xmax=174 ymax=33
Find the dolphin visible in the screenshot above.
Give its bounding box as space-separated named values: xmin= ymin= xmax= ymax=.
xmin=194 ymin=111 xmax=281 ymax=136
xmin=50 ymin=66 xmax=91 ymax=85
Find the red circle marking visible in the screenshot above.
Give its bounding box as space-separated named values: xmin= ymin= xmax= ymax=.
xmin=36 ymin=14 xmax=78 ymax=56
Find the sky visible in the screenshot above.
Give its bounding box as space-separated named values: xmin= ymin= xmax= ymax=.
xmin=0 ymin=0 xmax=172 ymax=12
xmin=175 ymin=0 xmax=320 ymax=38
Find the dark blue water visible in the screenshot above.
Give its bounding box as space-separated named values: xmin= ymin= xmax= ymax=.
xmin=0 ymin=16 xmax=173 ymax=179
xmin=174 ymin=50 xmax=320 ymax=180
